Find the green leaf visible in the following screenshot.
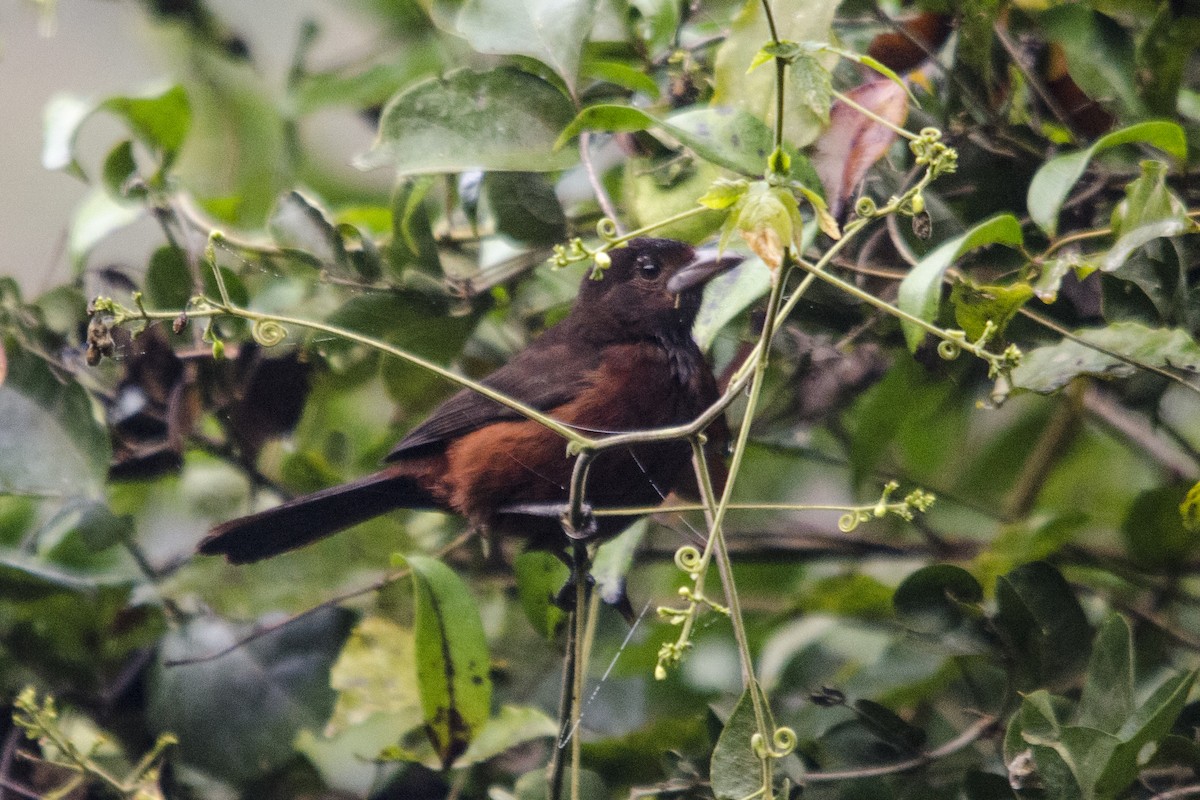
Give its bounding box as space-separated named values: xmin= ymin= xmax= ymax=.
xmin=456 ymin=0 xmax=595 ymax=89
xmin=896 ymin=214 xmax=1024 ymax=350
xmin=892 ymin=564 xmax=983 ymax=635
xmin=580 ymin=59 xmax=661 ymax=99
xmin=1012 ymin=323 xmax=1200 ymax=394
xmin=950 ymin=280 xmax=1034 ymax=342
xmin=325 ymin=616 xmax=422 ymax=737
xmin=1120 ymin=486 xmax=1197 ymax=570
xmin=1027 ymin=121 xmax=1187 ymax=236
xmin=144 ymin=246 xmax=192 ymax=310
xmin=790 ymin=53 xmax=832 ymax=123
xmin=627 ymin=0 xmax=680 ymax=54
xmin=1138 ymin=8 xmax=1200 ymax=116
xmin=1040 ymin=5 xmax=1144 ymax=121
xmin=1077 ymin=615 xmax=1135 ymax=735
xmin=1102 ymin=160 xmax=1194 ymax=272
xmin=994 ymin=561 xmax=1091 ymax=689
xmin=485 ymin=172 xmax=567 ymax=244
xmin=710 ymin=689 xmax=763 ymax=800
xmin=692 ymin=255 xmax=770 ymax=351
xmin=357 ymin=67 xmax=577 ymax=175
xmin=268 ymin=191 xmax=348 ymax=269
xmin=513 ymin=550 xmax=570 ymax=639
xmin=402 ymin=553 xmax=493 ymax=767
xmin=0 ymin=344 xmax=109 ymax=495
xmin=590 ymin=520 xmax=647 ymax=607
xmin=42 ymin=93 xmax=94 ymax=177
xmin=558 ymin=104 xmax=781 ymax=178
xmin=148 ymin=608 xmax=354 ymax=784
xmin=43 ymin=85 xmax=191 ymax=180
xmin=101 ymin=140 xmax=141 ymax=202
xmin=712 ymin=0 xmax=838 ymax=149
xmin=1181 ymin=481 xmax=1200 ymax=533
xmin=100 ymin=83 xmax=191 ymax=165
xmin=457 ymin=705 xmax=556 ymax=766
xmin=854 ymin=699 xmax=926 ymax=750
xmin=0 ymin=554 xmax=113 ymax=600
xmin=666 ymin=107 xmax=778 ymax=177
xmin=68 ymin=186 xmax=144 ymax=270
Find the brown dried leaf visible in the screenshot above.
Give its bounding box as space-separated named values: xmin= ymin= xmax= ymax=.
xmin=813 ymin=79 xmax=910 ymax=219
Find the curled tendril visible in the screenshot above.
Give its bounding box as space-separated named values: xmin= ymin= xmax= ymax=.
xmin=596 ymin=217 xmax=621 ymax=242
xmin=919 ymin=127 xmax=942 ymax=141
xmin=937 ymin=338 xmax=962 ymax=360
xmin=838 ymin=510 xmax=870 ymax=532
xmin=854 ymin=196 xmax=878 ymax=218
xmin=674 ymin=545 xmax=702 ymax=573
xmin=252 ymin=318 xmax=287 ymax=347
xmin=751 ymin=726 xmax=798 ymax=759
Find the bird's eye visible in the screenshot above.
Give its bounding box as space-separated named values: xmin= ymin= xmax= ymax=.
xmin=637 ymin=254 xmax=661 ymax=277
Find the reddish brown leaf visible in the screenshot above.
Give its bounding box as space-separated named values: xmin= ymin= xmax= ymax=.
xmin=812 ymin=79 xmax=910 ymax=219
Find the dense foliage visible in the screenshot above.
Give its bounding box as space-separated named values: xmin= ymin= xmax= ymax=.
xmin=2 ymin=0 xmax=1200 ymax=798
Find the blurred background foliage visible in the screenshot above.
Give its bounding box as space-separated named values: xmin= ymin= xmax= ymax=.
xmin=2 ymin=0 xmax=1200 ymax=797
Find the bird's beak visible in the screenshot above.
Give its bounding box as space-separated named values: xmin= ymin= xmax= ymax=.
xmin=666 ymin=248 xmax=745 ymax=294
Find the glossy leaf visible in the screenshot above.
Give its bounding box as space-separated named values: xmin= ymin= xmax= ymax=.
xmin=357 ymin=67 xmax=577 ymax=175
xmin=1012 ymin=323 xmax=1200 ymax=394
xmin=896 ymin=214 xmax=1024 ymax=350
xmin=1027 ymin=121 xmax=1186 ymax=236
xmin=403 ymin=554 xmax=493 ymax=767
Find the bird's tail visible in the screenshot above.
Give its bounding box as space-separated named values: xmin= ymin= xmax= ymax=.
xmin=198 ymin=467 xmax=438 ymax=564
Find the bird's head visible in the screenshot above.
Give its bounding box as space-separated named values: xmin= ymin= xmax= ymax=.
xmin=574 ymin=238 xmax=744 ymax=338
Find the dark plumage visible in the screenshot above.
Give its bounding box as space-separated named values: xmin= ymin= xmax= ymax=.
xmin=199 ymin=238 xmax=740 ymax=563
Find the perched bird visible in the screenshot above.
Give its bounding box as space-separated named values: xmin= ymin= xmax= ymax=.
xmin=199 ymin=238 xmax=741 ymax=564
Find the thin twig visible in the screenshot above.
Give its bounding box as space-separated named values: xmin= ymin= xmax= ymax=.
xmin=579 ymin=133 xmax=623 ymax=234
xmin=803 ymin=715 xmax=998 ymax=783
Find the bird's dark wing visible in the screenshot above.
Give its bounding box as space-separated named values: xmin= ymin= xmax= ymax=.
xmin=386 ymin=333 xmax=600 ymax=460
